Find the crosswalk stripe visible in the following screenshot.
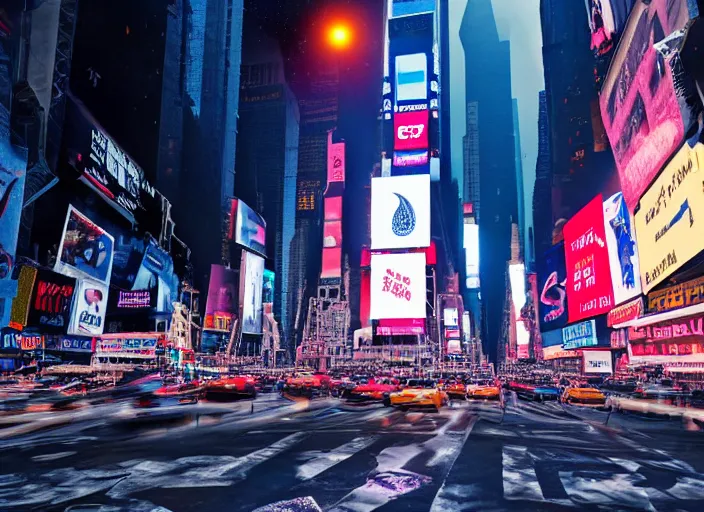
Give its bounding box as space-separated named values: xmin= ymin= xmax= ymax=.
xmin=502 ymin=445 xmax=545 ymax=502
xmin=296 ymin=435 xmax=378 ymax=481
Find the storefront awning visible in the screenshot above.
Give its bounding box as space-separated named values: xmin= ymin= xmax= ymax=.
xmin=612 ymin=302 xmax=704 ymax=329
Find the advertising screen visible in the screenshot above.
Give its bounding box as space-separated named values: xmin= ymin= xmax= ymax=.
xmin=321 ymin=220 xmax=342 ymax=279
xmin=55 ymin=206 xmax=115 ymax=285
xmin=326 ymin=132 xmax=345 ymax=185
xmin=563 ymin=196 xmax=614 ymax=322
xmin=67 ymin=279 xmax=109 ymax=337
xmin=647 ymin=276 xmax=704 ymax=314
xmin=95 ymin=335 xmax=159 ymax=359
xmin=377 ymin=318 xmax=425 ymax=335
xmin=393 ymin=150 xmax=429 ymax=167
xmin=603 ymin=192 xmax=642 ymax=304
xmin=537 ymin=243 xmax=569 ymax=331
xmin=230 ymin=198 xmax=267 ymax=258
xmin=263 ymin=270 xmax=275 ymax=307
xmin=27 ymin=269 xmax=76 ymax=334
xmin=585 ymin=0 xmax=636 ymax=56
xmin=584 ymin=350 xmax=614 ymax=374
xmin=394 ymin=111 xmax=429 ymax=151
xmin=562 ymin=319 xmax=598 ymax=350
xmin=371 ymin=175 xmax=430 ymax=250
xmin=395 ymin=53 xmax=427 ymax=104
xmin=241 ymin=251 xmax=264 ymax=334
xmin=600 ymin=0 xmax=695 ymax=211
xmin=391 ymin=0 xmax=436 ymax=18
xmin=443 ymin=308 xmax=458 ymax=327
xmin=634 ymin=141 xmax=704 ymax=292
xmin=464 ymin=223 xmax=480 ymax=289
xmin=509 ymin=264 xmax=530 ymax=353
xmin=204 ymin=264 xmax=238 ymax=330
xmin=370 ymin=253 xmax=427 ymax=320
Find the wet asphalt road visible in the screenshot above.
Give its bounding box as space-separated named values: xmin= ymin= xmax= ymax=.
xmin=1 ymin=392 xmax=704 ymax=512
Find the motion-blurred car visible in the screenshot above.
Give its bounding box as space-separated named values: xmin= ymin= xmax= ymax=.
xmin=467 ymin=379 xmax=501 ymax=400
xmin=634 ymin=383 xmax=691 ymax=400
xmin=600 ymin=378 xmax=638 ymax=393
xmin=204 ymin=376 xmax=257 ymax=401
xmin=445 ymin=380 xmax=469 ymax=399
xmin=562 ymin=386 xmax=607 ymax=406
xmin=384 ymin=379 xmax=448 ymax=410
xmin=345 ymin=378 xmax=399 ymax=402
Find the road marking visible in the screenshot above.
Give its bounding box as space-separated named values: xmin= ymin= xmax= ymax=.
xmin=501 ymin=445 xmax=545 ymax=502
xmin=296 ymin=436 xmax=378 ymax=481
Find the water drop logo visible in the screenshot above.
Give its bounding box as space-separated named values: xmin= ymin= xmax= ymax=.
xmin=391 ymin=193 xmax=416 ymax=237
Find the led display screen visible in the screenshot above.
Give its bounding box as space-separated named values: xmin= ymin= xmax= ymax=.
xmin=585 ymin=0 xmax=636 ymax=56
xmin=27 ymin=269 xmax=76 ymax=334
xmin=326 ymin=132 xmax=345 ymax=185
xmin=509 ymin=264 xmax=530 ymax=353
xmin=391 ymin=0 xmax=436 ymax=18
xmin=537 ymin=242 xmax=569 ymax=331
xmin=204 ymin=264 xmax=238 ymax=330
xmin=241 ymin=251 xmax=264 ymax=334
xmin=563 ymin=196 xmax=615 ymax=322
xmin=67 ymin=279 xmax=109 ymax=337
xmin=634 ymin=141 xmax=704 ymax=292
xmin=393 ymin=150 xmax=429 ymax=167
xmin=229 ymin=198 xmax=267 ymax=258
xmin=370 ymin=253 xmax=426 ymax=320
xmin=394 ymin=111 xmax=429 ymax=151
xmin=395 ymin=53 xmax=427 ymax=103
xmin=463 ymin=223 xmax=480 ymax=289
xmin=371 ymin=175 xmax=430 ymax=250
xmin=562 ymin=319 xmax=598 ymax=350
xmin=603 ymin=192 xmax=642 ymax=305
xmin=583 ymin=350 xmax=614 ymax=374
xmin=321 ymin=220 xmax=343 ymax=279
xmin=600 ymin=0 xmax=696 ymax=211
xmin=443 ymin=308 xmax=458 ymax=327
xmin=55 ymin=205 xmax=115 ymax=285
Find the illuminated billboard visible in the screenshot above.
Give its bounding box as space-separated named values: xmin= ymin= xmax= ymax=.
xmin=509 ymin=264 xmax=530 ymax=355
xmin=67 ymin=279 xmax=108 ymax=336
xmin=584 ymin=350 xmax=613 ymax=374
xmin=562 ymin=320 xmax=598 ymax=350
xmin=634 ymin=141 xmax=704 ymax=292
xmin=393 ymin=150 xmax=428 ymax=167
xmin=585 ymin=0 xmax=636 ymax=56
xmin=563 ymin=196 xmax=614 ymax=322
xmin=537 ymin=242 xmax=569 ymax=331
xmin=321 ymin=220 xmax=342 ymax=279
xmin=326 ymin=132 xmax=345 ymax=185
xmin=443 ymin=308 xmax=458 ymax=327
xmin=463 ymin=223 xmax=480 ymax=289
xmin=394 ymin=111 xmax=429 ymax=151
xmin=600 ymin=0 xmax=696 ymax=211
xmin=371 ymin=175 xmax=430 ymax=250
xmin=603 ymin=192 xmax=642 ymax=305
xmin=204 ymin=264 xmax=238 ymax=330
xmin=229 ymin=198 xmax=266 ymax=258
xmin=395 ymin=53 xmax=427 ymax=104
xmin=241 ymin=251 xmax=264 ymax=334
xmin=55 ymin=206 xmax=115 ymax=285
xmin=390 ymin=0 xmax=436 ymax=18
xmin=370 ymin=252 xmax=426 ymax=320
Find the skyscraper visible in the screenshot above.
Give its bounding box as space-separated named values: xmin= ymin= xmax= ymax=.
xmin=533 ymin=89 xmax=552 ymax=263
xmin=513 ymin=98 xmax=526 ymax=263
xmin=235 ymin=22 xmax=299 ymax=343
xmin=461 ymin=0 xmax=518 ymax=359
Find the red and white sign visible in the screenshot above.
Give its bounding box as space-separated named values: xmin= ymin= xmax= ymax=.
xmin=629 ymin=315 xmax=704 ymax=342
xmin=607 ymin=297 xmax=643 ymax=327
xmin=377 ymin=318 xmax=425 ymax=335
xmin=394 ymin=111 xmax=429 ymax=151
xmin=563 ymin=195 xmax=614 ymax=322
xmin=370 ymin=253 xmax=426 ymax=320
xmin=326 ymin=131 xmax=345 ymax=184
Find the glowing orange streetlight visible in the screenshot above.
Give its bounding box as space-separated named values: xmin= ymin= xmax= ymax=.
xmin=327 ymin=23 xmax=352 ymax=50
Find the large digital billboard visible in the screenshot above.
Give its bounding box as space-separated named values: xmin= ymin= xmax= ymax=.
xmin=585 ymin=0 xmax=636 ymax=56
xmin=67 ymin=279 xmax=108 ymax=337
xmin=204 ymin=264 xmax=238 ymax=331
xmin=241 ymin=251 xmax=264 ymax=335
xmin=321 ymin=220 xmax=342 ymax=279
xmin=634 ymin=141 xmax=704 ymax=292
xmin=27 ymin=269 xmax=76 ymax=334
xmin=600 ymin=0 xmax=697 ymax=211
xmin=229 ymin=198 xmax=266 ymax=258
xmin=326 ymin=132 xmax=345 ymax=185
xmin=393 ymin=150 xmax=429 ymax=168
xmin=55 ymin=206 xmax=115 ymax=285
xmin=394 ymin=111 xmax=429 ymax=151
xmin=537 ymin=243 xmax=569 ymax=332
xmin=564 ymin=196 xmax=615 ymax=322
xmin=371 ymin=175 xmax=430 ymax=250
xmin=395 ymin=53 xmax=427 ymax=104
xmin=603 ymin=192 xmax=642 ymax=305
xmin=463 ymin=223 xmax=480 ymax=289
xmin=390 ymin=0 xmax=436 ymax=18
xmin=509 ymin=264 xmax=530 ymax=357
xmin=262 ymin=269 xmax=274 ymax=315
xmin=370 ymin=253 xmax=426 ymax=320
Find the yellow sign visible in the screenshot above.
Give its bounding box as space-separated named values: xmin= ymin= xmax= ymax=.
xmin=635 ymin=142 xmax=704 ymax=293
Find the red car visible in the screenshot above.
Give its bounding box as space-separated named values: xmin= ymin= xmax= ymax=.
xmin=345 ymin=378 xmax=400 ymax=402
xmin=204 ymin=376 xmax=257 ymax=401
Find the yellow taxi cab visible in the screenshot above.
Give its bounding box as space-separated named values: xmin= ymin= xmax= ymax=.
xmin=562 ymin=385 xmax=607 ymax=406
xmin=467 ymin=379 xmax=502 ymax=400
xmin=384 ymin=379 xmax=449 ymax=410
xmin=445 ymin=380 xmax=469 ymax=399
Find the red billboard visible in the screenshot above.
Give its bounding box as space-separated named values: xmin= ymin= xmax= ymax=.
xmin=394 ymin=111 xmax=429 ymax=151
xmin=321 ymin=220 xmax=342 ymax=279
xmin=564 ymin=195 xmax=614 ymax=322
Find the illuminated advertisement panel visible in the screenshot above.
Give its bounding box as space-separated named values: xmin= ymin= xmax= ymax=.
xmin=370 ymin=253 xmax=426 ymax=320
xmin=241 ymin=251 xmax=264 ymax=335
xmin=321 ymin=220 xmax=342 ymax=279
xmin=95 ymin=334 xmax=159 ymax=359
xmin=634 ymin=141 xmax=704 ymax=292
xmin=371 ymin=175 xmax=430 ymax=250
xmin=67 ymin=279 xmax=109 ymax=336
xmin=27 ymin=269 xmax=76 ymax=334
xmin=600 ymin=0 xmax=696 ymax=211
xmin=509 ymin=264 xmax=530 ymax=356
xmin=563 ymin=196 xmax=615 ymax=322
xmin=204 ymin=264 xmax=238 ymax=331
xmin=603 ymin=192 xmax=642 ymax=304
xmin=394 ymin=110 xmax=429 ymax=151
xmin=55 ymin=206 xmax=115 ymax=285
xmin=393 ymin=150 xmax=428 ymax=167
xmin=463 ymin=223 xmax=480 ymax=289
xmin=628 ymin=313 xmax=704 ymax=363
xmin=391 ymin=0 xmax=436 ymax=18
xmin=229 ymin=198 xmax=267 ymax=258
xmin=395 ymin=53 xmax=427 ymax=104
xmin=443 ymin=308 xmax=458 ymax=327
xmin=377 ymin=318 xmax=425 ymax=335
xmin=537 ymin=243 xmax=569 ymax=331
xmin=262 ymin=270 xmax=275 ymax=309
xmin=562 ymin=319 xmax=598 ymax=350
xmin=584 ymin=350 xmax=614 ymax=374
xmin=326 ymin=131 xmax=345 ymax=185
xmin=585 ymin=0 xmax=636 ymax=56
